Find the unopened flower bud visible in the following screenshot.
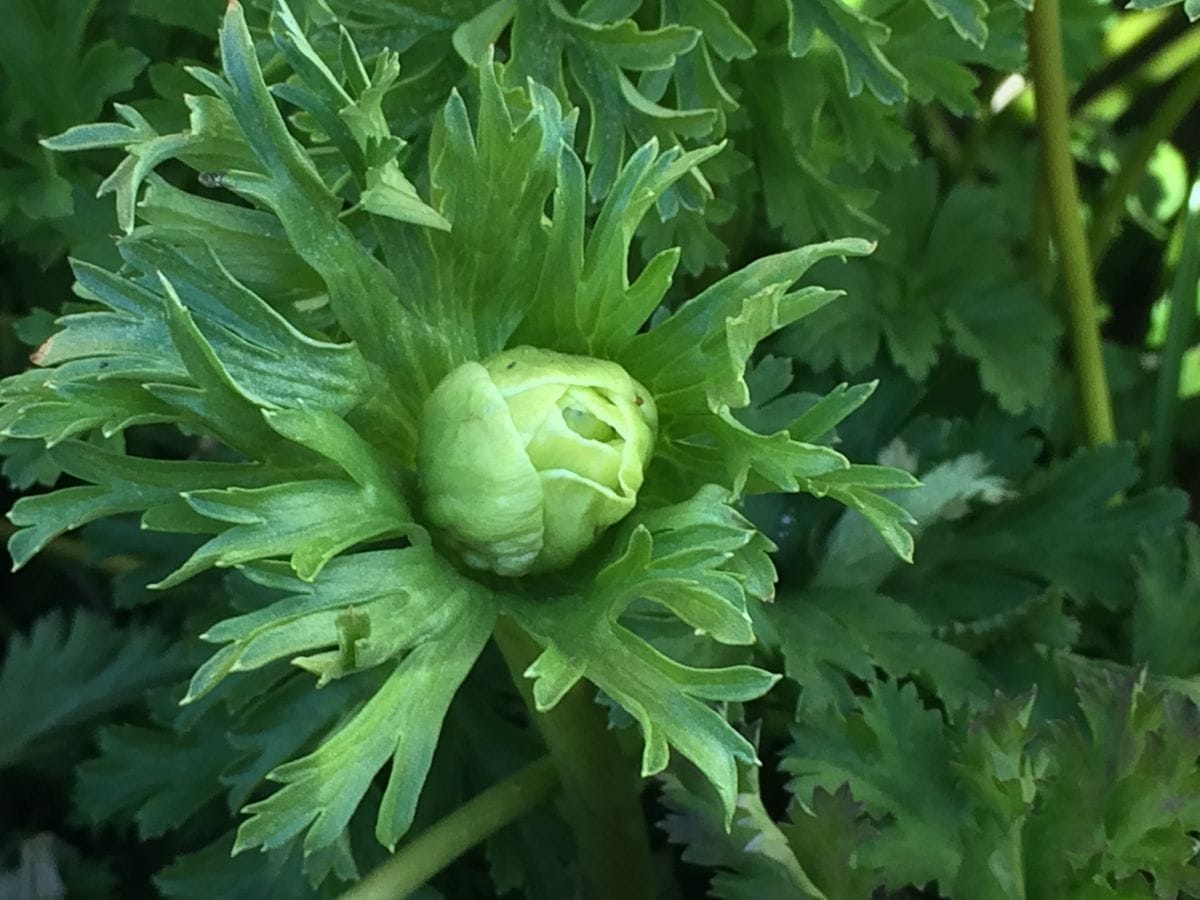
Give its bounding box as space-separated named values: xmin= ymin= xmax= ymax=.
xmin=417 ymin=346 xmax=657 ymax=576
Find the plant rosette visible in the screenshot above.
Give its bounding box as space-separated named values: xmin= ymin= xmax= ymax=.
xmin=1 ymin=0 xmax=917 ymax=880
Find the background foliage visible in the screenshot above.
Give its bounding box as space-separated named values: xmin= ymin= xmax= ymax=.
xmin=2 ymin=0 xmax=1200 ymax=897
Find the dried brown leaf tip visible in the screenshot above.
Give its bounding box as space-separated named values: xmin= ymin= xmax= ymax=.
xmin=30 ymin=336 xmax=53 ymax=367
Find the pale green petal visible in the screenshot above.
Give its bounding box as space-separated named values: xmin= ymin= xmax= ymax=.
xmin=498 ymin=382 xmax=565 ymax=446
xmin=418 ymin=361 xmax=544 ymax=576
xmin=487 ymin=345 xmax=639 ymax=394
xmin=538 ymin=472 xmax=634 ymax=571
xmin=526 ymin=412 xmax=623 ymax=486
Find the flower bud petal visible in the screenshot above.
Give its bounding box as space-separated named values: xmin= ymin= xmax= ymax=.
xmin=418 ymin=346 xmax=657 ymax=576
xmin=418 ymin=361 xmax=544 ymax=576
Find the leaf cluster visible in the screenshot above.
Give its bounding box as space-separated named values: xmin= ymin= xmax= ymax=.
xmin=2 ymin=0 xmax=1200 ymax=897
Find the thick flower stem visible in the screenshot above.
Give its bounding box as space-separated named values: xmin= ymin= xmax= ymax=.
xmin=341 ymin=756 xmax=559 ymax=900
xmin=492 ymin=616 xmax=656 ymax=900
xmin=1027 ymin=0 xmax=1116 ymax=446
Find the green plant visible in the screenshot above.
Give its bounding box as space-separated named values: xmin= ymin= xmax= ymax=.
xmin=3 ymin=0 xmax=1200 ymax=897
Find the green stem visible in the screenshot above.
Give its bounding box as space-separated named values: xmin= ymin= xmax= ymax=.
xmin=1147 ymin=177 xmax=1200 ymax=485
xmin=492 ymin=617 xmax=656 ymax=900
xmin=1102 ymin=6 xmax=1174 ymax=56
xmin=1088 ymin=60 xmax=1200 ymax=262
xmin=1072 ymin=7 xmax=1177 ymax=111
xmin=1027 ymin=0 xmax=1116 ymax=446
xmin=1008 ymin=817 xmax=1029 ymax=900
xmin=340 ymin=756 xmax=559 ymax=900
xmin=1078 ymin=25 xmax=1200 ymax=122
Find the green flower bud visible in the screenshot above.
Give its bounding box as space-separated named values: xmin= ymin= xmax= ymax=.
xmin=417 ymin=346 xmax=658 ymax=576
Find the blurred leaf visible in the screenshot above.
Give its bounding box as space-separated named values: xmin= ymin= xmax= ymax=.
xmin=1128 ymin=140 xmax=1189 ymax=239
xmin=75 ymin=723 xmax=229 ymax=839
xmin=769 ymin=588 xmax=987 ymax=713
xmin=659 ymin=752 xmax=826 ymax=900
xmin=888 ymin=444 xmax=1187 ymax=623
xmin=782 ymin=786 xmax=883 ymax=900
xmin=1123 ymin=0 xmax=1200 ymax=22
xmin=0 ymin=612 xmax=186 ymax=769
xmin=783 ymin=163 xmax=1061 ymax=414
xmin=785 ymin=680 xmax=963 ymax=888
xmin=786 ymin=670 xmax=1200 ymax=897
xmin=154 ymin=832 xmax=314 ymax=900
xmin=1023 ymin=668 xmax=1200 ymax=898
xmin=1132 ymin=524 xmax=1200 ymax=677
xmin=0 ymin=0 xmax=150 ymax=260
